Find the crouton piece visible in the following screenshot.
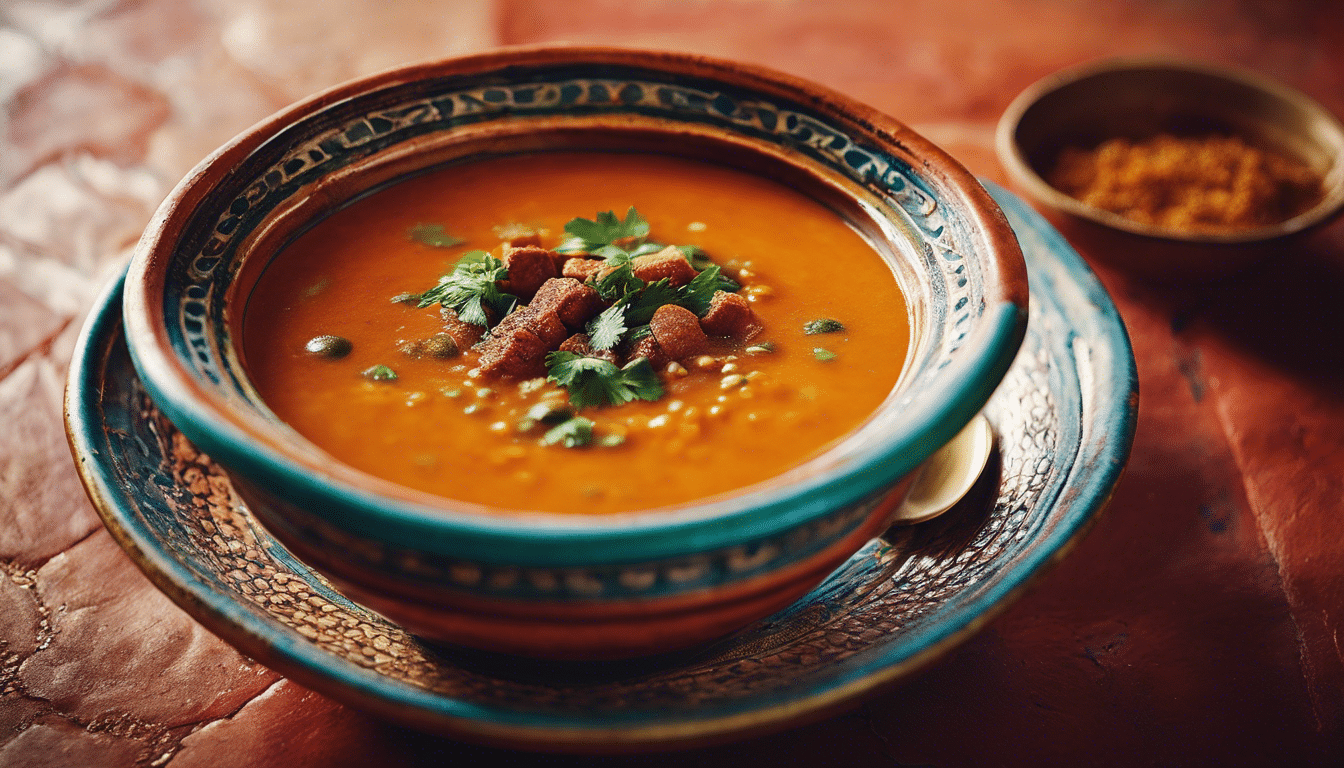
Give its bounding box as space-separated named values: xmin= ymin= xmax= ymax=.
xmin=475 ymin=326 xmax=550 ymax=380
xmin=561 ymin=257 xmax=605 ymax=282
xmin=501 ymin=245 xmax=559 ymax=301
xmin=699 ymin=290 xmax=762 ymax=340
xmin=649 ymin=304 xmax=709 ymax=360
xmin=559 ymin=333 xmax=619 ymax=364
xmin=631 ymin=246 xmax=697 ymax=287
xmin=529 ymin=278 xmax=605 ymax=329
xmin=439 ymin=306 xmax=486 ymax=348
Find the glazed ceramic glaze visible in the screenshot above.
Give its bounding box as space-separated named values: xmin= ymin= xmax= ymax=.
xmin=997 ymin=57 xmax=1344 ymax=281
xmin=120 ymin=47 xmax=1029 ymax=657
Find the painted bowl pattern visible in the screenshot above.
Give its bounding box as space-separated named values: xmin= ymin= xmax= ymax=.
xmin=120 ymin=47 xmax=1028 ymax=656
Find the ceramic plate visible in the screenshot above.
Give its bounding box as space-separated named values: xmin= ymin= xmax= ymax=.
xmin=65 ymin=184 xmax=1137 ymax=750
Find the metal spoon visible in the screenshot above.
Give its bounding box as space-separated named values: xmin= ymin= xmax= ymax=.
xmin=891 ymin=413 xmax=995 ymax=524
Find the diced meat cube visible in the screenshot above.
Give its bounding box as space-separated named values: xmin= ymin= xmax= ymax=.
xmin=529 ymin=278 xmax=605 ymax=329
xmin=562 ymin=257 xmax=604 ymax=282
xmin=649 ymin=304 xmax=709 ymax=360
xmin=622 ymin=333 xmax=670 ymax=371
xmin=559 ymin=333 xmax=618 ymax=364
xmin=699 ymin=290 xmax=762 ymax=340
xmin=493 ymin=307 xmax=568 ymax=347
xmin=439 ymin=306 xmax=486 ymax=348
xmin=502 ymin=245 xmax=559 ymax=301
xmin=475 ymin=326 xmax=550 ymax=379
xmin=631 ymin=246 xmax=697 ymax=287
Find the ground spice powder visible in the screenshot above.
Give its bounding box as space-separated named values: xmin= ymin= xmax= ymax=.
xmin=1048 ymin=134 xmax=1323 ymax=232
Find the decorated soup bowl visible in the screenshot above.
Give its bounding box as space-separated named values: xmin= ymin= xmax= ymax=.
xmin=122 ymin=46 xmax=1028 ymax=659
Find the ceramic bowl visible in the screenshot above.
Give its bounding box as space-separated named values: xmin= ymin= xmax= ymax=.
xmin=997 ymin=57 xmax=1344 ymax=282
xmin=122 ymin=46 xmax=1028 ymax=659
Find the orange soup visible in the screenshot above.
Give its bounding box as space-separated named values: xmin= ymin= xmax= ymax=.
xmin=242 ymin=153 xmax=909 ymax=514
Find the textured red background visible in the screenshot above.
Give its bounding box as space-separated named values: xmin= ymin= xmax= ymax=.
xmin=1 ymin=1 xmax=1342 ymax=765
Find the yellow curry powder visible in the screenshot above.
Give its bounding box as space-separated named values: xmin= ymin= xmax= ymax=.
xmin=1048 ymin=134 xmax=1323 ymax=232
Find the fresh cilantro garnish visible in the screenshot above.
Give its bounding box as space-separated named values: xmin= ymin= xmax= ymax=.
xmin=408 ymin=223 xmax=466 ymax=248
xmin=362 ymin=364 xmax=398 ymax=381
xmin=541 ymin=416 xmax=594 ymax=448
xmin=812 ymin=347 xmax=837 ymax=362
xmin=804 ymin=318 xmax=846 ymax=334
xmin=676 ymin=264 xmax=727 ymax=316
xmin=623 ymin=278 xmax=679 ymax=325
xmin=589 ymin=256 xmax=643 ymax=302
xmin=586 ymin=304 xmax=628 ymax=351
xmin=414 ymin=250 xmax=517 ymax=327
xmin=558 ymin=207 xmax=650 ymax=253
xmin=546 ymin=352 xmax=664 ymax=409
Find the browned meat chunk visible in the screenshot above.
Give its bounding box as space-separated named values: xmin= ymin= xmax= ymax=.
xmin=649 ymin=304 xmax=709 ymax=360
xmin=439 ymin=306 xmax=486 ymax=348
xmin=475 ymin=326 xmax=550 ymax=380
xmin=559 ymin=333 xmax=618 ymax=364
xmin=501 ymin=245 xmax=559 ymax=301
xmin=631 ymin=246 xmax=697 ymax=287
xmin=699 ymin=290 xmax=762 ymax=340
xmin=529 ymin=278 xmax=605 ymax=329
xmin=493 ymin=306 xmax=568 ymax=348
xmin=561 ymin=257 xmax=605 ymax=282
xmin=622 ymin=333 xmax=670 ymax=371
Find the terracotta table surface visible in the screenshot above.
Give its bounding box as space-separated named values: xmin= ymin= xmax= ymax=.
xmin=3 ymin=1 xmax=1343 ymax=765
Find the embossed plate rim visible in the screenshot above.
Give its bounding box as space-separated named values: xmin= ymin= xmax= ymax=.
xmin=64 ymin=184 xmax=1137 ymax=750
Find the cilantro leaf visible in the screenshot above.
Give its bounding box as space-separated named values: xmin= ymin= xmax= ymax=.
xmin=408 ymin=223 xmax=466 ymax=248
xmin=813 ymin=347 xmax=838 ymax=362
xmin=414 ymin=250 xmax=517 ymax=327
xmin=589 ymin=258 xmax=643 ymax=302
xmin=560 ymin=207 xmax=651 ymax=253
xmin=622 ymin=278 xmax=680 ymax=325
xmin=541 ymin=416 xmax=594 ymax=448
xmin=586 ymin=304 xmax=628 ymax=351
xmin=546 ymin=352 xmax=664 ymax=409
xmin=676 ymin=264 xmax=726 ymax=316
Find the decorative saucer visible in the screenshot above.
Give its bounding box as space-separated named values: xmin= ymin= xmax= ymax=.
xmin=65 ymin=184 xmax=1137 ymax=751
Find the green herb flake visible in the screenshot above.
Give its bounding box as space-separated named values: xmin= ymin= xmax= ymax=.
xmin=804 ymin=318 xmax=846 ymax=335
xmin=408 ymin=223 xmax=466 ymax=248
xmin=558 ymin=207 xmax=650 ymax=253
xmin=745 ymin=342 xmax=776 ymax=355
xmin=586 ymin=304 xmax=628 ymax=351
xmin=390 ymin=292 xmax=421 ymax=305
xmin=414 ymin=250 xmax=517 ymax=328
xmin=622 ymin=278 xmax=679 ymax=326
xmin=676 ymin=264 xmax=727 ymax=316
xmin=546 ymin=352 xmax=664 ymax=409
xmin=541 ymin=416 xmax=595 ymax=448
xmin=812 ymin=347 xmax=838 ymax=362
xmin=363 ymin=364 xmax=398 ymax=381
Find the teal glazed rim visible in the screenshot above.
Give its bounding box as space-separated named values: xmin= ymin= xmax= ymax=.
xmin=120 ymin=46 xmax=1029 ymax=567
xmin=67 ymin=183 xmax=1136 ymax=748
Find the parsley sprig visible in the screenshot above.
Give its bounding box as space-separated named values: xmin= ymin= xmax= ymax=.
xmin=413 ymin=250 xmax=517 ymax=327
xmin=546 ymin=352 xmax=664 ymax=409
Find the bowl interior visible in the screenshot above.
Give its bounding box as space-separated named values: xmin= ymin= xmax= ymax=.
xmin=1000 ymin=59 xmax=1344 ymax=243
xmin=123 ymin=49 xmax=1027 ymax=561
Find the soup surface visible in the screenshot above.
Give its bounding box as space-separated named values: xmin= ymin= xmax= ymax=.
xmin=243 ymin=153 xmax=909 ymax=514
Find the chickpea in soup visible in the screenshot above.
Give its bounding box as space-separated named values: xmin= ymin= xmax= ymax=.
xmin=242 ymin=153 xmax=910 ymax=514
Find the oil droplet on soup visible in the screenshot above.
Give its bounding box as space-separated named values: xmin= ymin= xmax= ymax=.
xmin=242 ymin=153 xmax=910 ymax=514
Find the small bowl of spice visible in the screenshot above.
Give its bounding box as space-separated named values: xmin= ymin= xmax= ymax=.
xmin=997 ymin=57 xmax=1344 ymax=281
